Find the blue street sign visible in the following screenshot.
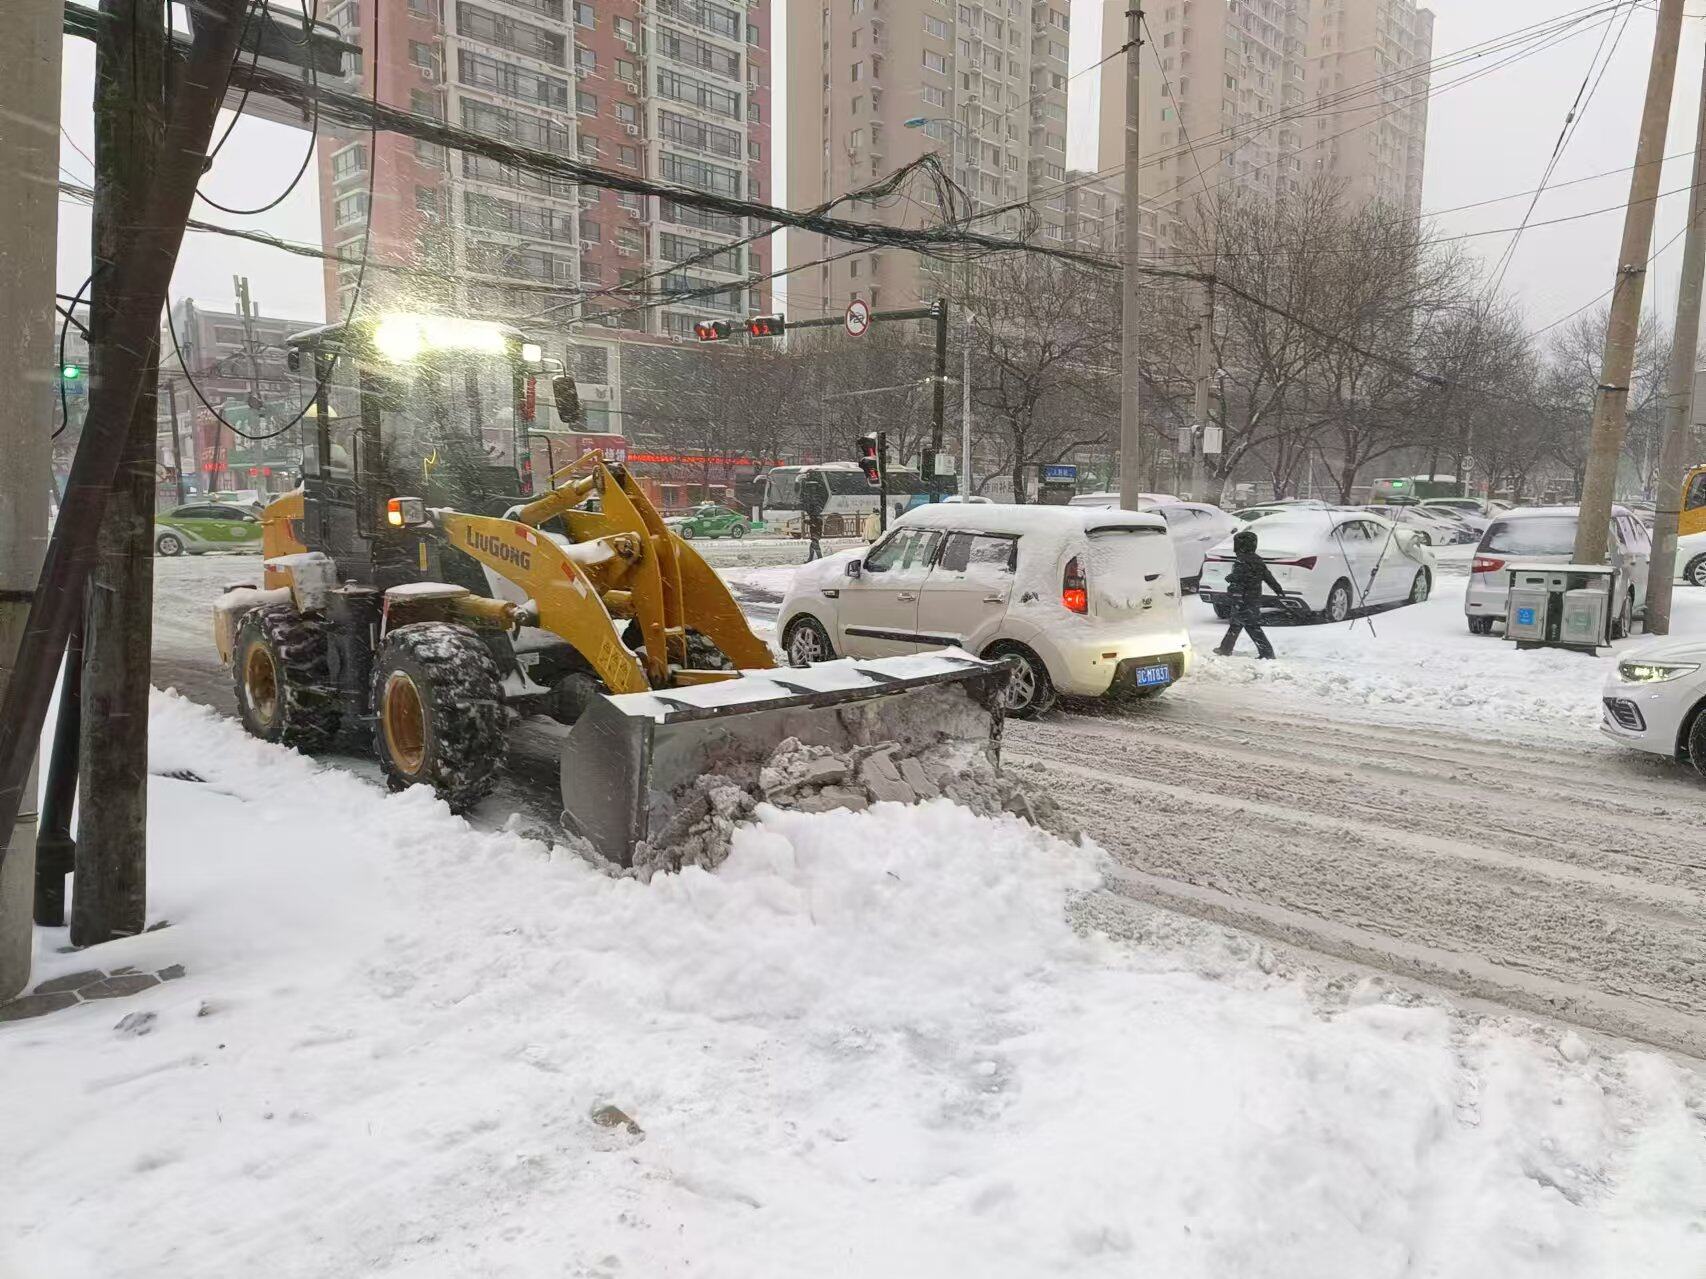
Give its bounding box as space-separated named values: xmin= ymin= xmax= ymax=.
xmin=1042 ymin=463 xmax=1078 ymax=482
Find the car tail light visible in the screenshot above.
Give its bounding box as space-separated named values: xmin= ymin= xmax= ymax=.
xmin=1062 ymin=556 xmax=1088 ymax=614
xmin=1471 ymin=556 xmax=1505 ymax=575
xmin=1266 ymin=556 xmax=1317 ymax=569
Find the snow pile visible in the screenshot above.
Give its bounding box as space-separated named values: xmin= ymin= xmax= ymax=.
xmin=4 ymin=693 xmax=1704 ymax=1278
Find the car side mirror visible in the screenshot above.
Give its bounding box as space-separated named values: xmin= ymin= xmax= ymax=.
xmin=846 ymin=559 xmax=862 ymax=580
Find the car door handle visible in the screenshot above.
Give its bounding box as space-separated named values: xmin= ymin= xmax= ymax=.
xmin=896 ymin=592 xmax=916 ymax=602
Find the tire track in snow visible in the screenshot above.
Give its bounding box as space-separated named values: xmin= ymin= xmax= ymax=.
xmin=1008 ymin=693 xmax=1706 ymax=1058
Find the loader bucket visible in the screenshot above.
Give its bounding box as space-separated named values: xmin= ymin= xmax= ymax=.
xmin=559 ymin=651 xmax=1009 ymax=866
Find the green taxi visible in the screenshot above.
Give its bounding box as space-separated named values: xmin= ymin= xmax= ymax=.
xmin=666 ymin=502 xmax=751 ymax=540
xmin=154 ymin=502 xmax=264 ymax=556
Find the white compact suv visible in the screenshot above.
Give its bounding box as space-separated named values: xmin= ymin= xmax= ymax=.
xmin=777 ymin=504 xmax=1191 ymax=716
xmin=1600 ymin=636 xmax=1706 ymax=779
xmin=1465 ymin=505 xmax=1651 ymax=637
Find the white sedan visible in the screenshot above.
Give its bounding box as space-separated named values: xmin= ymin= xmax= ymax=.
xmin=1361 ymin=504 xmax=1479 ymax=545
xmin=1149 ymin=501 xmax=1238 ymax=589
xmin=1601 ymin=636 xmax=1706 ymax=778
xmin=1198 ymin=509 xmax=1439 ymax=623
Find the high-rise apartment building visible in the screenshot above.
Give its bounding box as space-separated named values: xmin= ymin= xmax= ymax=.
xmin=315 ymin=0 xmax=771 ymax=343
xmin=785 ymin=0 xmax=1074 ymax=316
xmin=1096 ymin=0 xmax=1431 ymax=254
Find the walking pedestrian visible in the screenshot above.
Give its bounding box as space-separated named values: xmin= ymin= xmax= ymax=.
xmin=1214 ymin=528 xmax=1288 ymax=659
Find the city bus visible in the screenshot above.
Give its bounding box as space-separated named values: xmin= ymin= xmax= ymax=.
xmin=759 ymin=462 xmax=952 ymax=537
xmin=1370 ymin=475 xmax=1463 ymax=504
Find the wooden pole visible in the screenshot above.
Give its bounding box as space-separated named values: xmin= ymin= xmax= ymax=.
xmin=1646 ymin=52 xmax=1706 ymax=636
xmin=0 ymin=0 xmax=249 ymax=877
xmin=1575 ymin=0 xmax=1686 ymax=563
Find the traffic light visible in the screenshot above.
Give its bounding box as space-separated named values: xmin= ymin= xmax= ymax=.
xmin=919 ymin=447 xmax=936 ymax=481
xmin=694 ymin=319 xmax=732 ymax=341
xmin=856 ymin=433 xmax=882 ymax=488
xmin=745 ymin=313 xmax=786 ymax=338
xmin=60 ymin=363 xmax=82 ymax=381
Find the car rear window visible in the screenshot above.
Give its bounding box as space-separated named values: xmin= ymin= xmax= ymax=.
xmin=1085 ymin=527 xmax=1171 ymax=618
xmin=1483 ymin=516 xmax=1576 ymax=555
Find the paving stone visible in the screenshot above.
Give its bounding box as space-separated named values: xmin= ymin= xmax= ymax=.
xmin=156 ymin=964 xmax=186 ymax=982
xmin=33 ymin=969 xmax=105 ymax=996
xmin=80 ymin=974 xmax=161 ymax=1000
xmin=0 ymin=991 xmax=80 ymax=1022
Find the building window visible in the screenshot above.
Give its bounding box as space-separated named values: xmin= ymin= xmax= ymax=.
xmin=923 ymin=84 xmax=947 ymax=108
xmin=657 ymin=67 xmax=741 ymax=118
xmin=850 ymin=61 xmax=863 ymax=82
xmin=406 ymin=0 xmax=437 ymax=15
xmin=454 ymin=2 xmax=566 ymax=65
xmin=848 ymin=128 xmax=863 ymax=150
xmin=618 ymin=144 xmax=639 ymax=167
xmin=614 ymin=15 xmax=635 ymax=39
xmin=456 ymin=49 xmax=568 ymax=108
xmin=333 ymin=191 xmax=368 ymax=227
xmin=747 ymin=22 xmax=759 ymax=44
xmin=576 ymin=47 xmax=596 ymax=72
xmin=615 ymin=101 xmax=639 ymax=125
xmin=580 ymin=214 xmax=601 ymax=240
xmin=748 ymin=101 xmax=761 ymax=123
xmin=616 ymin=58 xmax=637 ymax=82
xmin=330 ymin=144 xmax=366 ymax=182
xmin=577 ymin=89 xmax=599 ymax=115
xmin=849 ymin=259 xmax=860 ymax=279
xmin=748 ymin=139 xmax=762 ymax=159
xmin=408 ymin=40 xmax=437 ymax=71
xmin=410 ymin=89 xmax=442 ymax=119
xmin=924 ymin=14 xmax=948 ymax=38
xmin=922 ymin=50 xmax=946 ymax=73
xmin=617 ymin=229 xmax=643 ymax=255
xmin=578 ymin=135 xmax=600 ymax=158
xmin=659 ymin=109 xmax=742 ymax=157
xmin=414 ymin=186 xmax=440 ymax=218
xmin=574 ymin=1 xmax=594 ymax=27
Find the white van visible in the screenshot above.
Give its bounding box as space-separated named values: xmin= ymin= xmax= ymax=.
xmin=777 ymin=504 xmax=1191 ymax=715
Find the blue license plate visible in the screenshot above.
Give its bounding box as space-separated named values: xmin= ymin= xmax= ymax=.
xmin=1135 ymin=663 xmax=1172 ymax=687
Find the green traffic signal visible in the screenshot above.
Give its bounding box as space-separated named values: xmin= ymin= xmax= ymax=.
xmin=60 ymin=364 xmax=82 ymax=381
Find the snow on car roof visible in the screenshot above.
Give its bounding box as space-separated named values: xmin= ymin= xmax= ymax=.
xmin=893 ymin=503 xmax=1166 ymax=536
xmin=1492 ymin=504 xmax=1637 ymax=520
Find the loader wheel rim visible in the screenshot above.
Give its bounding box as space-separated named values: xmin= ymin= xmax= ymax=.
xmin=382 ymin=672 xmax=427 ymax=776
xmin=245 ymin=644 xmax=280 ymax=729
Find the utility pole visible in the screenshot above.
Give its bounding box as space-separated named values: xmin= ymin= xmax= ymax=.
xmin=166 ymin=378 xmax=188 ymax=506
xmin=74 ymin=0 xmax=169 ymax=948
xmin=1647 ymin=52 xmax=1706 ymax=636
xmin=0 ymin=0 xmax=64 ymax=998
xmin=960 ymin=306 xmax=974 ymax=498
xmin=1117 ymin=7 xmax=1145 ymax=511
xmin=1190 ymin=281 xmax=1214 ymax=503
xmin=929 ymin=299 xmax=947 ymax=500
xmin=1575 ymin=0 xmax=1686 ymax=564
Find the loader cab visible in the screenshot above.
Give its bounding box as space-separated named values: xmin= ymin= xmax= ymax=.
xmin=282 ymin=314 xmax=566 ymax=591
xmin=1682 ymin=464 xmax=1706 ymax=540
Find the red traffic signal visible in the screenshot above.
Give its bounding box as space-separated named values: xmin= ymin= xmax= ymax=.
xmin=856 ymin=433 xmax=882 ymax=488
xmin=694 ymin=319 xmax=732 ymax=342
xmin=746 ymin=313 xmax=786 ymax=338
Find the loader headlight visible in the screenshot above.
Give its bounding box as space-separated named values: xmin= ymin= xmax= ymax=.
xmin=387 ymin=496 xmax=426 ymax=528
xmin=1617 ymin=659 xmax=1699 ymax=684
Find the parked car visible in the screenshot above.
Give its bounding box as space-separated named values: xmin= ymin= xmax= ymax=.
xmin=1600 ymin=637 xmax=1706 ymax=780
xmin=665 ymin=502 xmax=750 ymax=540
xmin=1149 ymin=501 xmax=1238 ymax=591
xmin=1419 ymin=496 xmax=1506 ymax=537
xmin=1678 ymin=529 xmax=1706 ymax=588
xmin=1067 ymin=491 xmax=1180 ymax=509
xmin=1361 ymin=503 xmax=1478 ymax=545
xmin=1198 ymin=509 xmax=1438 ymax=623
xmin=1231 ymin=500 xmax=1329 ymax=523
xmin=154 ymin=502 xmax=264 ymax=556
xmin=778 ymin=504 xmax=1191 ymax=717
xmin=1464 ymin=505 xmax=1651 ymax=637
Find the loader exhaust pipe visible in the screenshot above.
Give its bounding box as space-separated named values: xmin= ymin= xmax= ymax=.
xmin=559 ymin=652 xmax=1009 ymax=866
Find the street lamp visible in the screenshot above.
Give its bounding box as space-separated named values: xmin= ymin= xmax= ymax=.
xmin=904 ymin=104 xmax=980 ymax=499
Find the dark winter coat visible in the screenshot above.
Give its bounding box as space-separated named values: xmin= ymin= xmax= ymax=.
xmin=1226 ymin=531 xmax=1286 ymax=601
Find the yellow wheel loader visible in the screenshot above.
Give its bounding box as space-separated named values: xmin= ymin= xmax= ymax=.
xmin=213 ymin=313 xmax=1006 ymax=865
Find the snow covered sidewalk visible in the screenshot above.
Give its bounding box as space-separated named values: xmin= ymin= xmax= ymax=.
xmin=4 ymin=694 xmax=1703 ymax=1278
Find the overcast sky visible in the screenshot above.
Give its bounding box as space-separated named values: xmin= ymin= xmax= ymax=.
xmin=53 ymin=1 xmax=1706 ymax=339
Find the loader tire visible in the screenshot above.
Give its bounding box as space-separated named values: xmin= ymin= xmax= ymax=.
xmin=372 ymin=622 xmax=506 ymax=813
xmin=233 ymin=603 xmax=341 ymax=751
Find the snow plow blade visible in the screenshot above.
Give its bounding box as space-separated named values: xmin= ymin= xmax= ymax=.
xmin=559 ymin=651 xmax=1009 ymax=866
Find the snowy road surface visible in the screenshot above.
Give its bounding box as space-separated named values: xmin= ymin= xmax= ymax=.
xmin=6 ymin=695 xmax=1703 ymax=1277
xmin=147 ymin=549 xmax=1706 ymax=1056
